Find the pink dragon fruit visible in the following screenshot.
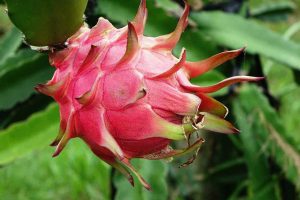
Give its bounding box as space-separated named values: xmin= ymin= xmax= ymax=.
xmin=36 ymin=0 xmax=262 ymax=190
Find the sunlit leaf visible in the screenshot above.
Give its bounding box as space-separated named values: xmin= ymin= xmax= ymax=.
xmin=0 ymin=103 xmax=58 ymax=165
xmin=0 ymin=139 xmax=111 ymax=200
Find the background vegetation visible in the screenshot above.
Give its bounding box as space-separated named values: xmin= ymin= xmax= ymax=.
xmin=0 ymin=0 xmax=300 ymax=199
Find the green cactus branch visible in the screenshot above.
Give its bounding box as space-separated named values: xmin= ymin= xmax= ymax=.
xmin=4 ymin=0 xmax=88 ymax=46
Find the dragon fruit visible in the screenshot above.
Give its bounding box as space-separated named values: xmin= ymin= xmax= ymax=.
xmin=36 ymin=0 xmax=262 ymax=190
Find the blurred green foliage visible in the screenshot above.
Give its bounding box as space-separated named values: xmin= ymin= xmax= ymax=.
xmin=0 ymin=0 xmax=300 ymax=199
xmin=0 ymin=139 xmax=111 ymax=200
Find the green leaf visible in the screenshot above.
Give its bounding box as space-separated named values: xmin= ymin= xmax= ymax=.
xmin=0 ymin=138 xmax=111 ymax=200
xmin=0 ymin=27 xmax=22 ymax=64
xmin=0 ymin=103 xmax=58 ymax=165
xmin=114 ymin=159 xmax=168 ymax=200
xmin=250 ymin=1 xmax=296 ymax=21
xmin=0 ymin=50 xmax=54 ymax=110
xmin=0 ymin=49 xmax=37 ymax=76
xmin=175 ymin=29 xmax=217 ymax=61
xmin=235 ymin=85 xmax=300 ymax=190
xmin=155 ymin=0 xmax=181 ymax=14
xmin=233 ymin=99 xmax=280 ymax=200
xmin=279 ymin=88 xmax=300 ymax=148
xmin=263 ymin=58 xmax=297 ymax=97
xmin=4 ymin=0 xmax=88 ymax=46
xmin=190 ymin=11 xmax=300 ymax=70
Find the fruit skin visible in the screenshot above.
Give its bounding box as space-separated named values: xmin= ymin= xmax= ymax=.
xmin=36 ymin=0 xmax=262 ymax=190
